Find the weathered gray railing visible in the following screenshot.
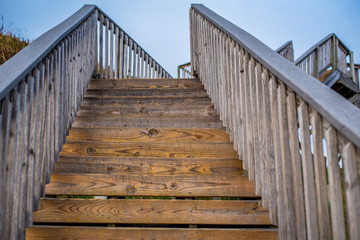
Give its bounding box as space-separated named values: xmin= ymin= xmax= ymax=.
xmin=177 ymin=62 xmax=194 ymax=78
xmin=294 ymin=33 xmax=357 ymax=86
xmin=276 ymin=41 xmax=294 ymax=62
xmin=191 ymin=4 xmax=360 ymax=240
xmin=0 ymin=4 xmax=171 ymax=239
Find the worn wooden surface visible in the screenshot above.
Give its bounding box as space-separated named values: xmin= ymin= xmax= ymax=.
xmin=27 ymin=226 xmax=278 ymax=240
xmin=26 ymin=77 xmax=275 ymax=239
xmin=33 ymin=199 xmax=270 ymax=225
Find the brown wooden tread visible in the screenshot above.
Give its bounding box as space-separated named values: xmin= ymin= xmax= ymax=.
xmin=33 ymin=199 xmax=270 ymax=225
xmin=45 ymin=173 xmax=257 ymax=197
xmin=26 ymin=226 xmax=278 ymax=240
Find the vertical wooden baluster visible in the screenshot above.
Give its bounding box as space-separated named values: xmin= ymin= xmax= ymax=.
xmin=278 ymin=82 xmax=296 ymax=239
xmin=18 ymin=75 xmax=33 ymax=236
xmin=99 ymin=14 xmax=103 ymax=79
xmin=310 ymin=111 xmax=330 ymax=240
xmin=118 ymin=31 xmax=124 ymax=79
xmin=239 ymin=48 xmax=247 ymax=170
xmin=0 ymin=107 xmax=4 ymax=235
xmin=128 ymin=39 xmax=133 ymax=78
xmin=325 ymin=127 xmax=346 ymax=240
xmin=234 ymin=45 xmax=242 ymax=158
xmin=287 ymin=92 xmax=306 ymax=240
xmin=151 ymin=59 xmax=155 ymax=79
xmin=65 ymin=38 xmax=70 ymax=132
xmin=342 ymin=142 xmax=360 ymax=240
xmin=230 ymin=41 xmax=238 ymax=150
xmin=104 ymin=18 xmax=109 ymax=79
xmin=109 ymin=22 xmax=114 ymax=79
xmin=0 ymin=96 xmax=12 ymax=238
xmin=244 ymin=53 xmax=255 ymax=181
xmin=140 ymin=50 xmax=144 ymax=78
xmin=249 ymin=57 xmax=260 ymax=194
xmin=9 ymin=80 xmax=26 ymax=239
xmin=123 ymin=35 xmax=128 ymax=78
xmin=255 ymin=61 xmax=267 ymax=206
xmin=114 ymin=27 xmax=119 ymax=79
xmin=298 ymin=102 xmax=318 ymax=240
xmin=262 ymin=70 xmax=277 ymax=224
xmin=133 ymin=43 xmax=137 ymax=78
xmin=144 ymin=55 xmax=148 ymax=79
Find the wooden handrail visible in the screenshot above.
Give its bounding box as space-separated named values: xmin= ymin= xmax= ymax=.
xmin=177 ymin=62 xmax=194 ymax=78
xmin=191 ymin=4 xmax=360 ymax=240
xmin=0 ymin=5 xmax=171 ymax=239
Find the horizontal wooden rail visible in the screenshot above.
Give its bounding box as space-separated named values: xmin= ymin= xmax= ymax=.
xmin=190 ymin=4 xmax=360 ymax=240
xmin=0 ymin=4 xmax=171 ymax=240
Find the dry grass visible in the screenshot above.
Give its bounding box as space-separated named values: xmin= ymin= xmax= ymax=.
xmin=0 ymin=30 xmax=29 ymax=65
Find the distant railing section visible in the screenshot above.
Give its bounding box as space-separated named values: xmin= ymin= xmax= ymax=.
xmin=191 ymin=4 xmax=360 ymax=240
xmin=0 ymin=4 xmax=171 ymax=239
xmin=294 ymin=34 xmax=358 ymax=87
xmin=177 ymin=62 xmax=194 ymax=78
xmin=96 ymin=12 xmax=171 ymax=79
xmin=275 ymin=41 xmax=294 ymax=62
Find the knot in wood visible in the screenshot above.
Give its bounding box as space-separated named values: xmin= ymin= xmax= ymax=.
xmin=87 ymin=147 xmax=96 ymax=155
xmin=134 ymin=151 xmax=140 ymax=157
xmin=169 ymin=182 xmax=177 ymax=190
xmin=126 ymin=185 xmax=136 ymax=194
xmin=148 ymin=128 xmax=158 ymax=137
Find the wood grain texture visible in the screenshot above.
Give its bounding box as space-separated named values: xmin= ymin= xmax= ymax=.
xmin=54 ymin=156 xmax=243 ymax=176
xmin=60 ymin=141 xmax=237 ymax=159
xmin=33 ymin=199 xmax=270 ymax=225
xmin=87 ymin=79 xmax=203 ymax=90
xmin=66 ymin=127 xmax=229 ymax=143
xmin=45 ymin=173 xmax=257 ymax=197
xmin=26 ymin=226 xmax=278 ymax=240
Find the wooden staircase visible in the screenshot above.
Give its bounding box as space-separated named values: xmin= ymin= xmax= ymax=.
xmin=25 ymin=78 xmax=278 ymax=239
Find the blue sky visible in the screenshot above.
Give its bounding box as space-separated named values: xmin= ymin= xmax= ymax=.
xmin=1 ymin=0 xmax=359 ymax=77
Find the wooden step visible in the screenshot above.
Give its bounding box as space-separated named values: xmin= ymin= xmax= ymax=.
xmin=76 ymin=105 xmax=217 ymax=117
xmin=54 ymin=156 xmax=243 ymax=176
xmin=72 ymin=115 xmax=224 ymax=128
xmin=45 ymin=173 xmax=257 ymax=197
xmin=87 ymin=78 xmax=204 ymax=90
xmin=81 ymin=96 xmax=212 ymax=105
xmin=66 ymin=128 xmax=229 ymax=143
xmin=26 ymin=226 xmax=278 ymax=240
xmin=84 ymin=89 xmax=208 ymax=98
xmin=33 ymin=199 xmax=270 ymax=225
xmin=60 ymin=141 xmax=237 ymax=159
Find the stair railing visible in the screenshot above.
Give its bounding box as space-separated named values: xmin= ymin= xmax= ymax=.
xmin=275 ymin=41 xmax=294 ymax=62
xmin=294 ymin=33 xmax=357 ymax=86
xmin=0 ymin=4 xmax=171 ymax=239
xmin=190 ymin=4 xmax=360 ymax=240
xmin=177 ymin=62 xmax=194 ymax=78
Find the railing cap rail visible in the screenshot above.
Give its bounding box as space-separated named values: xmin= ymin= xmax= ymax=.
xmin=275 ymin=40 xmax=292 ymax=53
xmin=294 ymin=33 xmax=351 ymax=65
xmin=0 ymin=4 xmax=97 ymax=100
xmin=191 ymin=4 xmax=360 ymax=148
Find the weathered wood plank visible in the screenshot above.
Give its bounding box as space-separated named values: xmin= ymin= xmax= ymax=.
xmin=54 ymin=156 xmax=243 ymax=176
xmin=325 ymin=127 xmax=346 ymax=240
xmin=26 ymin=226 xmax=278 ymax=240
xmin=71 ymin=116 xmax=224 ymax=128
xmin=298 ymin=102 xmax=318 ymax=240
xmin=310 ymin=111 xmax=331 ymax=240
xmin=33 ymin=199 xmax=269 ymax=224
xmin=84 ymin=88 xmax=209 ymax=98
xmin=81 ymin=96 xmax=211 ymax=105
xmin=60 ymin=141 xmax=238 ymax=159
xmin=66 ymin=128 xmax=229 ymax=143
xmin=342 ymin=142 xmax=360 ymax=240
xmin=87 ymin=79 xmax=204 ymax=90
xmin=45 ymin=173 xmax=257 ymax=197
xmin=286 ymin=92 xmax=306 ymax=240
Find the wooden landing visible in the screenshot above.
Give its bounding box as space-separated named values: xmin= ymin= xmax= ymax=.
xmin=26 ymin=78 xmax=278 ymax=239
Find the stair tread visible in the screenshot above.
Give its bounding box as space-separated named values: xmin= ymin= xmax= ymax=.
xmin=66 ymin=127 xmax=229 ymax=143
xmin=26 ymin=226 xmax=278 ymax=240
xmin=45 ymin=173 xmax=256 ymax=197
xmin=33 ymin=199 xmax=270 ymax=225
xmin=54 ymin=156 xmax=243 ymax=175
